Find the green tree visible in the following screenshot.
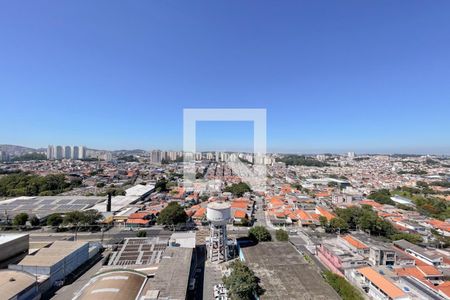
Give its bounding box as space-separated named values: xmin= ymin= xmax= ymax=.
xmin=329 ymin=217 xmax=349 ymax=233
xmin=47 ymin=213 xmax=63 ymax=227
xmin=13 ymin=152 xmax=47 ymax=161
xmin=319 ymin=215 xmax=328 ymax=228
xmin=157 ymin=202 xmax=188 ymax=226
xmin=63 ymin=211 xmax=85 ymax=226
xmin=30 ymin=215 xmax=40 ymax=226
xmin=275 ymin=229 xmax=289 ymax=241
xmin=248 ymin=225 xmax=272 ymax=242
xmin=224 ymin=182 xmax=252 ymax=197
xmin=390 ymin=233 xmax=422 ymax=244
xmin=82 ymin=210 xmax=103 ymax=225
xmin=0 ymin=172 xmax=72 ymax=197
xmin=323 ymin=271 xmax=364 ymax=300
xmin=223 ymin=260 xmax=263 ymax=300
xmin=96 ymin=182 xmax=105 ymax=188
xmin=368 ymin=189 xmax=395 ymax=205
xmin=63 ymin=210 xmax=102 ymax=227
xmin=276 ymin=155 xmax=329 ymax=167
xmin=136 ymin=230 xmax=147 ymax=237
xmin=105 ymin=187 xmax=125 ymax=196
xmin=13 ymin=213 xmax=29 ymax=226
xmin=155 ymin=178 xmax=169 ymax=192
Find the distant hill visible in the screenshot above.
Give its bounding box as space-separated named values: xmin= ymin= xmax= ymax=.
xmin=0 ymin=144 xmax=40 ymax=156
xmin=112 ymin=149 xmax=147 ymax=156
xmin=0 ymin=144 xmax=147 ymax=157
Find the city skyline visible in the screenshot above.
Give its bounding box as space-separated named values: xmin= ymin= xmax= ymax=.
xmin=1 ymin=1 xmax=450 ymax=153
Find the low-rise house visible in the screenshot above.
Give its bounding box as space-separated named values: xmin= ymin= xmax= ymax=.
xmin=339 ymin=235 xmax=370 ymax=256
xmin=426 ymin=219 xmax=450 ymax=237
xmin=348 ymin=266 xmax=410 ymax=300
xmin=317 ymin=238 xmax=368 ymax=276
xmin=369 ymin=243 xmax=397 ymax=266
xmin=394 ymin=240 xmax=443 ymax=266
xmin=315 ymin=206 xmax=336 ymax=221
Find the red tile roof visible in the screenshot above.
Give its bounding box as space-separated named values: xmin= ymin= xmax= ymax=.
xmin=428 ymin=219 xmax=450 ymax=232
xmin=438 ymin=281 xmax=450 ymax=298
xmin=316 ymin=206 xmax=335 ymax=221
xmin=193 ymin=207 xmax=206 ymax=219
xmin=341 ymin=235 xmax=368 ymax=250
xmin=126 ymin=219 xmax=150 ymax=225
xmin=360 ymin=199 xmax=383 ymax=209
xmin=234 ymin=210 xmax=247 ymax=219
xmin=128 ymin=212 xmax=149 ymax=219
xmin=357 ymin=267 xmax=406 ymax=299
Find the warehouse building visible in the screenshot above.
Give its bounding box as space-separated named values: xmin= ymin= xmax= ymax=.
xmin=9 ymin=241 xmax=90 ymax=289
xmin=0 ymin=196 xmax=105 ymax=220
xmin=73 ymin=269 xmax=148 ymax=300
xmin=75 ymin=233 xmax=195 ymax=300
xmin=0 ymin=233 xmax=29 ymax=266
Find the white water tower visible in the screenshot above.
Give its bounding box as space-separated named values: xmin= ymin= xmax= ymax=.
xmin=207 ymin=202 xmax=231 ymax=263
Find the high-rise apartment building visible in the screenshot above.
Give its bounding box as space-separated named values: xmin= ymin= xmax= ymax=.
xmin=72 ymin=146 xmax=80 ymax=160
xmin=64 ymin=146 xmax=71 ymax=159
xmin=151 ymin=150 xmax=162 ymax=163
xmin=55 ymin=146 xmax=63 ymax=160
xmin=47 ymin=145 xmax=86 ymax=160
xmin=79 ymin=146 xmax=86 ymax=159
xmin=0 ymin=151 xmax=9 ymax=162
xmin=47 ymin=145 xmax=55 ymax=160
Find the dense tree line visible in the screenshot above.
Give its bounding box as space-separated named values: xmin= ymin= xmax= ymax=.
xmin=367 ymin=189 xmax=395 ymax=205
xmin=12 ymin=153 xmax=47 ymax=161
xmin=224 ymin=182 xmax=252 ymax=197
xmin=43 ymin=210 xmax=103 ymax=230
xmin=397 ymin=169 xmax=427 ymax=175
xmin=431 ymin=181 xmax=450 ymax=188
xmin=157 ymin=202 xmax=188 ymax=227
xmin=117 ymin=155 xmax=139 ymax=162
xmin=0 ymin=172 xmax=81 ymax=196
xmin=276 ymin=155 xmax=330 ymax=167
xmin=329 ymin=206 xmax=423 ymax=244
xmin=323 ymin=271 xmax=364 ymax=300
xmin=393 ymin=185 xmax=450 ymax=220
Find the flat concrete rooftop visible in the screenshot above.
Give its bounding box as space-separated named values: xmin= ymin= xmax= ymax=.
xmin=18 ymin=241 xmax=87 ymax=267
xmin=0 ymin=270 xmax=36 ymax=299
xmin=0 ymin=233 xmax=28 ymax=244
xmin=242 ymin=242 xmax=340 ymax=300
xmin=143 ymin=247 xmax=193 ymax=300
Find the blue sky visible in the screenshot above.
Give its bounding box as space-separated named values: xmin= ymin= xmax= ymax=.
xmin=1 ymin=1 xmax=450 ymax=154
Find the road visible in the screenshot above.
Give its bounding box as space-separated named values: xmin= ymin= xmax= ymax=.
xmin=29 ymin=227 xmax=173 ymax=242
xmin=187 ymin=245 xmax=206 ymax=300
xmin=254 ymin=196 xmax=268 ymax=227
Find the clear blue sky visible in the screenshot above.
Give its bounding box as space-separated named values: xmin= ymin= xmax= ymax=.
xmin=1 ymin=1 xmax=450 ymax=154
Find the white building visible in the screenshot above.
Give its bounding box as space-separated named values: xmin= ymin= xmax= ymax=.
xmin=72 ymin=146 xmax=79 ymax=160
xmin=55 ymin=146 xmax=63 ymax=160
xmin=79 ymin=146 xmax=86 ymax=159
xmin=151 ymin=150 xmax=162 ymax=163
xmin=64 ymin=146 xmax=71 ymax=159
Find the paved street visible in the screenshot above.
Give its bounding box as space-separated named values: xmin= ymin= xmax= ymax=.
xmin=29 ymin=227 xmax=172 ymax=242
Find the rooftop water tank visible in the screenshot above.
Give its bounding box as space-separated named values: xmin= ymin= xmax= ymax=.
xmin=207 ymin=202 xmax=231 ymax=225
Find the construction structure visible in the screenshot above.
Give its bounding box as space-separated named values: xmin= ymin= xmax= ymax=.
xmin=207 ymin=202 xmax=231 ymax=263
